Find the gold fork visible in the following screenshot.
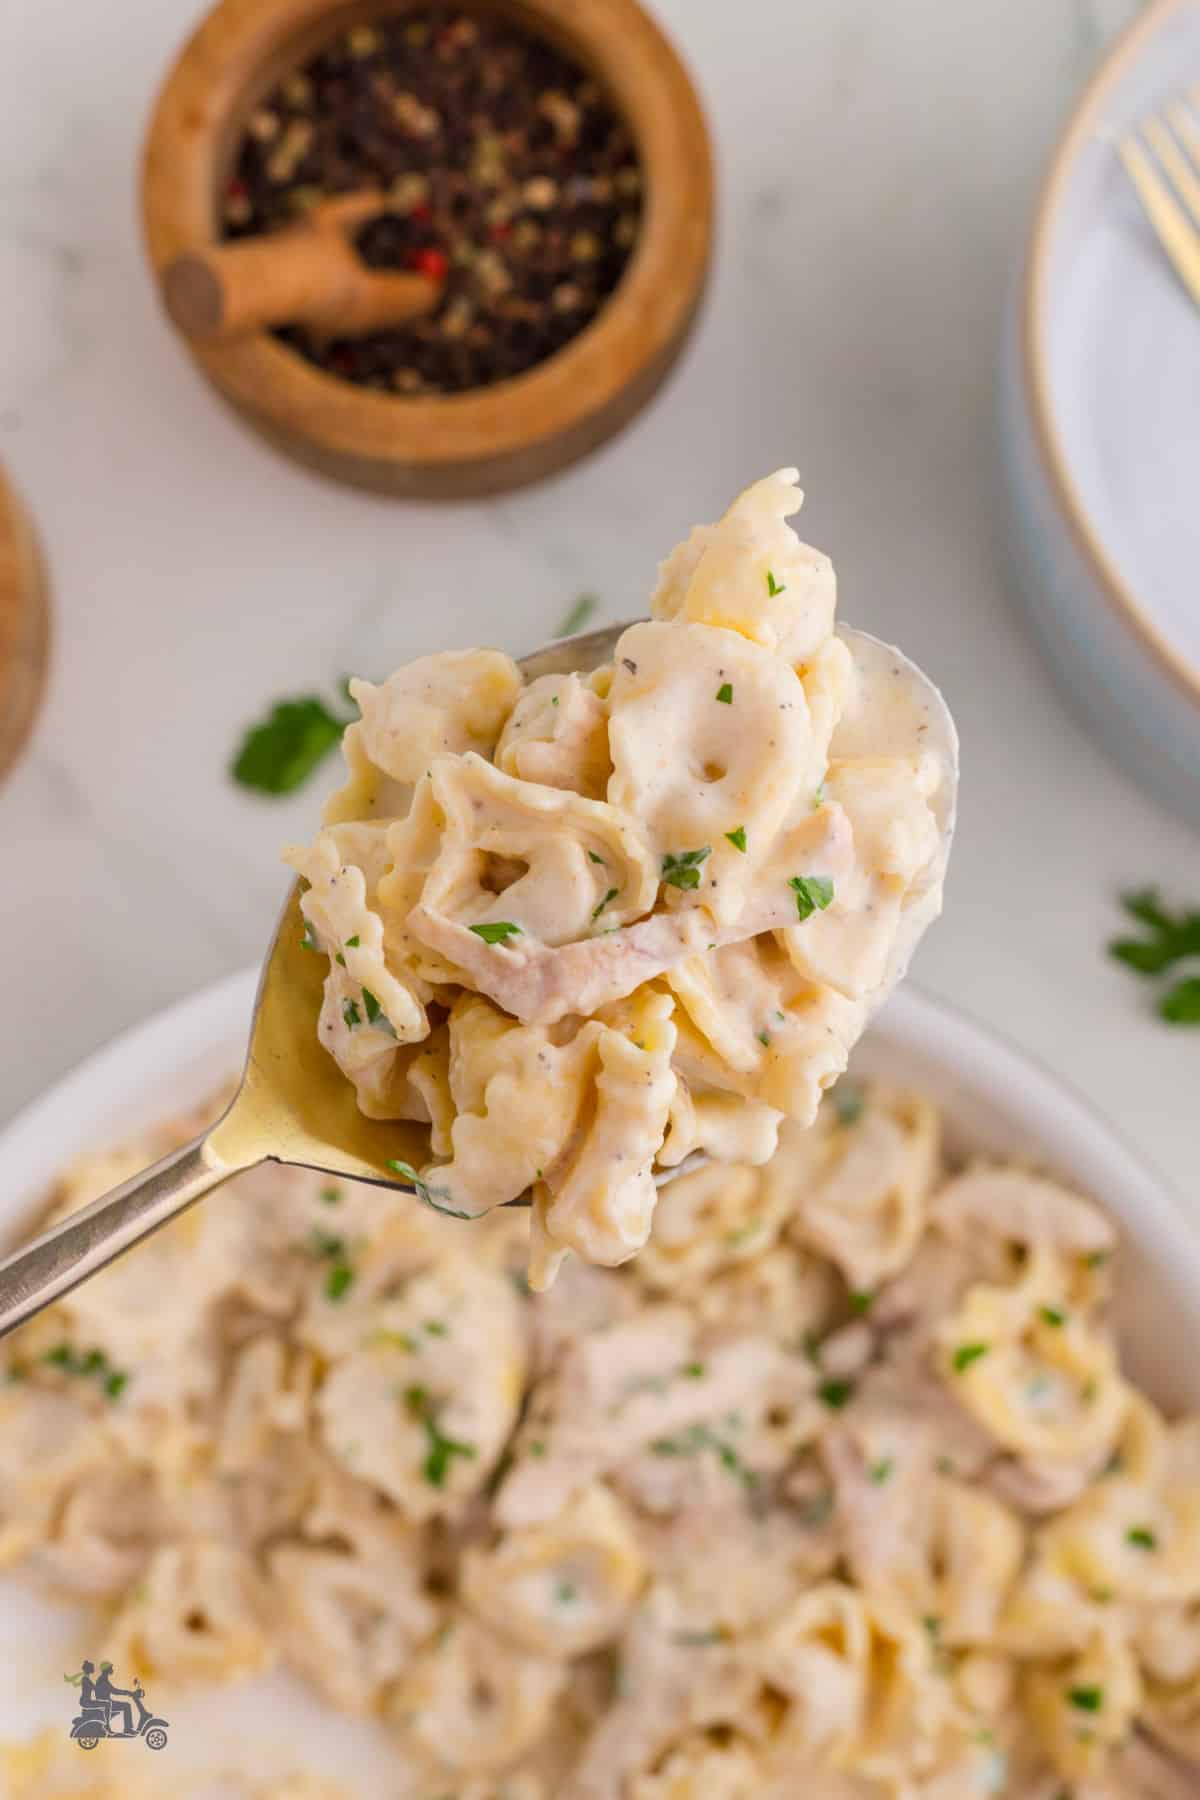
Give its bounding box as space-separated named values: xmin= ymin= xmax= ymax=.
xmin=1119 ymin=87 xmax=1200 ymax=308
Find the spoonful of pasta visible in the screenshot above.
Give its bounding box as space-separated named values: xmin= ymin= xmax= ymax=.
xmin=0 ymin=471 xmax=957 ymax=1336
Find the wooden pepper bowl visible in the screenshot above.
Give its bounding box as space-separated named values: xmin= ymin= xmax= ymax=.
xmin=141 ymin=0 xmax=714 ymax=499
xmin=0 ymin=469 xmax=50 ymax=787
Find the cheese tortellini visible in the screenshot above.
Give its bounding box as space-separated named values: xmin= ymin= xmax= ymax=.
xmin=285 ymin=470 xmax=956 ymax=1284
xmin=1 ymin=1080 xmax=1198 ymax=1798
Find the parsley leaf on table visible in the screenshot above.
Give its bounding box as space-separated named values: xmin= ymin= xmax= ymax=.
xmin=1161 ymin=978 xmax=1200 ymax=1025
xmin=231 ymin=690 xmax=357 ymax=795
xmin=1109 ymin=889 xmax=1200 ymax=1026
xmin=1110 ymin=888 xmax=1200 ymax=974
xmin=555 ymin=592 xmax=598 ymax=638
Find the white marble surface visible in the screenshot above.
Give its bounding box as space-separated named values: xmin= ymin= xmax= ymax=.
xmin=1 ymin=0 xmax=1195 ymax=1205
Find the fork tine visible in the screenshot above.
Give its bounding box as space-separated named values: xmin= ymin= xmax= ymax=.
xmin=1144 ymin=114 xmax=1200 ymax=230
xmin=1118 ymin=129 xmax=1200 ymax=308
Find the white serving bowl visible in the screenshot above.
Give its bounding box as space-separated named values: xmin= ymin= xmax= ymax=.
xmin=1 ymin=970 xmax=1198 ymax=1778
xmin=999 ymin=0 xmax=1200 ymax=830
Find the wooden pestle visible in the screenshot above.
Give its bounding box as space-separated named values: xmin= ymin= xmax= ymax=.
xmin=161 ymin=192 xmax=440 ymax=344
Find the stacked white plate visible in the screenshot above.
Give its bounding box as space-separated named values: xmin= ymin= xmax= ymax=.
xmin=1000 ymin=0 xmax=1200 ymax=828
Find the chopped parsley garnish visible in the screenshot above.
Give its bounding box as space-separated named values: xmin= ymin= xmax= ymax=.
xmin=300 ymin=918 xmax=320 ymax=952
xmin=953 ymin=1342 xmax=990 ymax=1373
xmin=334 ymin=951 xmax=346 ymax=967
xmin=1039 ymin=1306 xmax=1067 ymax=1328
xmin=342 ymin=997 xmax=362 ymax=1030
xmin=682 ymin=1361 xmax=706 ymax=1379
xmin=766 ymin=570 xmax=786 ymax=597
xmin=556 ymin=592 xmax=598 ymax=638
xmin=345 ymin=934 xmax=360 ymax=947
xmin=869 ymin=1457 xmax=894 ymax=1485
xmin=325 ymin=1263 xmax=355 ymax=1302
xmin=756 ymin=1029 xmax=771 ymax=1047
xmin=387 ymin=1159 xmax=475 ymax=1221
xmin=716 ymin=682 xmax=733 ymax=704
xmin=587 ymin=850 xmax=605 ymax=865
xmin=308 ymin=1228 xmax=346 ymax=1260
xmin=555 ymin=1581 xmax=578 ymax=1605
xmin=818 ymin=1379 xmax=854 ymax=1410
xmin=231 ymin=692 xmax=355 ymax=795
xmin=320 ymin=1185 xmax=341 ymax=1205
xmin=922 ymin=1615 xmax=942 ymax=1640
xmin=789 ymin=873 xmax=835 ymax=920
xmin=1067 ymin=1686 xmax=1103 ymax=1713
xmin=307 ymin=1230 xmax=354 ymax=1300
xmin=403 ymin=1385 xmax=477 ymax=1488
xmin=1109 ymin=889 xmax=1200 ymax=1026
xmin=726 ymin=1222 xmax=762 ymax=1248
xmin=370 ymin=1328 xmax=418 ymax=1353
xmin=469 ymin=920 xmax=522 ymax=945
xmin=49 ymin=1348 xmax=101 ymax=1376
xmin=424 ymin=1319 xmax=447 ymax=1338
xmin=813 ymin=781 xmax=825 ymax=809
xmin=725 ymin=825 xmax=747 ymax=852
xmin=592 ymin=887 xmax=619 ymax=921
xmin=662 ymin=847 xmax=711 ymax=891
xmin=849 ymin=1289 xmax=875 ymax=1315
xmin=1126 ymin=1526 xmax=1158 ymax=1551
xmin=527 ymin=1439 xmax=546 ymax=1457
xmin=361 ymin=987 xmax=395 ymax=1035
xmin=832 ymin=1083 xmax=865 ymax=1126
xmin=650 ymin=1423 xmax=757 ymax=1489
xmin=43 ymin=1344 xmax=129 ymax=1401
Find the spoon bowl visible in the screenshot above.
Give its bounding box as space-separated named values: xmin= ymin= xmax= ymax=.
xmin=0 ymin=622 xmax=956 ymax=1339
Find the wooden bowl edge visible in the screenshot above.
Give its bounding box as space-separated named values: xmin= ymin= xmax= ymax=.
xmin=140 ymin=0 xmax=715 ymax=496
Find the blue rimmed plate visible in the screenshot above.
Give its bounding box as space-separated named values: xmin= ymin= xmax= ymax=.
xmin=1001 ymin=0 xmax=1200 ymax=828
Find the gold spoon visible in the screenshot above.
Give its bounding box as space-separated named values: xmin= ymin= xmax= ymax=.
xmin=0 ymin=622 xmax=956 ymax=1340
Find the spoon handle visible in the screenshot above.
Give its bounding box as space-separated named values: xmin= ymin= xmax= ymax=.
xmin=0 ymin=1132 xmax=251 ymax=1341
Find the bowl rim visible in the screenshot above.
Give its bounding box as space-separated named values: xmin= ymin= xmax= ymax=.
xmin=140 ymin=0 xmax=714 ymax=476
xmin=1021 ymin=0 xmax=1200 ymax=710
xmin=3 ymin=967 xmax=1196 ymax=1310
